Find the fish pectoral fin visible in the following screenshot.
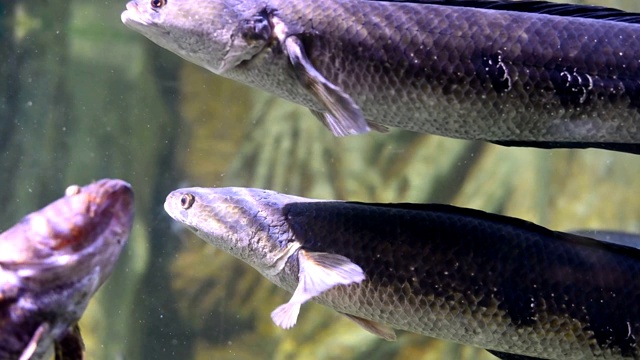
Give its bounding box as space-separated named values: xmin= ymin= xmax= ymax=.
xmin=340 ymin=312 xmax=397 ymax=341
xmin=20 ymin=323 xmax=49 ymax=360
xmin=309 ymin=110 xmax=389 ymax=134
xmin=366 ymin=121 xmax=390 ymax=133
xmin=284 ymin=35 xmax=369 ymax=136
xmin=270 ymin=249 xmax=365 ymax=329
xmin=270 ymin=302 xmax=301 ymax=329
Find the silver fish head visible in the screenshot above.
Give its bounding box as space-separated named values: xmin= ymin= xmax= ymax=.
xmin=121 ymin=0 xmax=272 ymax=74
xmin=164 ymin=187 xmax=313 ymax=279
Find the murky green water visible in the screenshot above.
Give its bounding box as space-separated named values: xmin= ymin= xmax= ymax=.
xmin=0 ymin=0 xmax=639 ymax=359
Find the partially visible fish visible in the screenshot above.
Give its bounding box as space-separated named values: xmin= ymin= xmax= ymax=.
xmin=122 ymin=0 xmax=640 ymax=153
xmin=0 ymin=179 xmax=135 ymax=360
xmin=165 ymin=187 xmax=640 ymax=359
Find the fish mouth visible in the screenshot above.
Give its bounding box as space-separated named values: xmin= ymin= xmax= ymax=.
xmin=47 ymin=179 xmax=133 ymax=260
xmin=121 ymin=1 xmax=151 ymax=26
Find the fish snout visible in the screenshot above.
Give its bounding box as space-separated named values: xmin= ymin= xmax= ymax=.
xmin=121 ymin=1 xmax=151 ymax=26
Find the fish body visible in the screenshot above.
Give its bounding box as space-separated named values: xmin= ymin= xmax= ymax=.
xmin=122 ymin=0 xmax=640 ymax=151
xmin=0 ymin=179 xmax=135 ymax=360
xmin=165 ymin=187 xmax=640 ymax=359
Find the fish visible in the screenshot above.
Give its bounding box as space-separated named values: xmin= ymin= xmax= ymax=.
xmin=164 ymin=186 xmax=640 ymax=360
xmin=0 ymin=179 xmax=135 ymax=360
xmin=121 ymin=0 xmax=640 ymax=153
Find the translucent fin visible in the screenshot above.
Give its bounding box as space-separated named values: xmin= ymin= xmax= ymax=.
xmin=309 ymin=110 xmax=389 ymax=134
xmin=284 ymin=36 xmax=369 ymax=136
xmin=340 ymin=312 xmax=397 ymax=341
xmin=270 ymin=302 xmax=301 ymax=329
xmin=20 ymin=323 xmax=48 ymax=360
xmin=270 ymin=250 xmax=365 ymax=328
xmin=569 ymin=230 xmax=640 ymax=249
xmin=367 ymin=121 xmax=390 ymax=133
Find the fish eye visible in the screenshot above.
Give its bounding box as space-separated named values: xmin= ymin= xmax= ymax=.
xmin=150 ymin=0 xmax=166 ymax=9
xmin=65 ymin=185 xmax=82 ymax=196
xmin=180 ymin=194 xmax=195 ymax=209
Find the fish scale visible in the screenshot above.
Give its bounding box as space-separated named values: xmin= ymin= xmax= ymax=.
xmin=122 ymin=0 xmax=640 ymax=151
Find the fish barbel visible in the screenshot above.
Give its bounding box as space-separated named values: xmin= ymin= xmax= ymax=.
xmin=165 ymin=187 xmax=640 ymax=359
xmin=0 ymin=179 xmax=135 ymax=360
xmin=122 ymin=0 xmax=640 ymax=153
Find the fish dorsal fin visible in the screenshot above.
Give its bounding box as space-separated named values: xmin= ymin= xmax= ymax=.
xmin=550 ymin=230 xmax=640 ymax=260
xmin=338 ymin=201 xmax=640 ymax=258
xmin=270 ymin=249 xmax=365 ymax=329
xmin=369 ymin=0 xmax=640 ymax=25
xmin=340 ymin=312 xmax=397 ymax=341
xmin=568 ymin=230 xmax=640 ymax=250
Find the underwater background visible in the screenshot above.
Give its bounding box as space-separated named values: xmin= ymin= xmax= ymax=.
xmin=1 ymin=0 xmax=639 ymax=359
